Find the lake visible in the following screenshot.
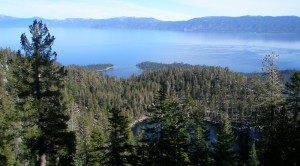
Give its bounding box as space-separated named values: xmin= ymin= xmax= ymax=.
xmin=1 ymin=27 xmax=300 ymax=77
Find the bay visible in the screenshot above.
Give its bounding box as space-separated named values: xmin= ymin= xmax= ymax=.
xmin=1 ymin=27 xmax=300 ymax=77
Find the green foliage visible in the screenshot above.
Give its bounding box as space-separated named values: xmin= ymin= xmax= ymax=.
xmin=188 ymin=109 xmax=212 ymax=165
xmin=141 ymin=65 xmax=263 ymax=123
xmin=17 ymin=20 xmax=75 ymax=165
xmin=163 ymin=98 xmax=191 ymax=165
xmin=0 ymin=49 xmax=21 ymax=166
xmin=286 ymin=71 xmax=300 ymax=126
xmin=212 ymin=115 xmax=237 ymax=166
xmin=142 ymin=87 xmax=169 ymax=165
xmin=261 ymin=52 xmax=284 ymax=107
xmin=2 ymin=20 xmax=300 ymax=165
xmin=5 ymin=51 xmax=265 ymax=165
xmin=136 ymin=130 xmax=150 ymax=165
xmin=88 ymin=127 xmax=104 ymax=165
xmin=285 ymin=71 xmax=300 ymax=165
xmin=141 ymin=89 xmax=211 ymax=165
xmin=258 ymin=53 xmax=289 ymax=165
xmin=63 ymin=61 xmax=266 ymax=165
xmin=137 ymin=61 xmax=206 ymax=71
xmin=246 ymin=143 xmax=259 ymax=166
xmin=102 ymin=108 xmax=136 ymax=166
xmin=237 ymin=127 xmax=252 ymax=164
xmin=72 ymin=155 xmax=84 ymax=166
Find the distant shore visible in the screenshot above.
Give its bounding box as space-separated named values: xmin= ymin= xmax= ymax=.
xmin=98 ymin=66 xmax=114 ymax=72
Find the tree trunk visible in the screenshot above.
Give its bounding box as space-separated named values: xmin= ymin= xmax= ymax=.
xmin=22 ymin=159 xmax=28 ymax=166
xmin=39 ymin=154 xmax=46 ymax=166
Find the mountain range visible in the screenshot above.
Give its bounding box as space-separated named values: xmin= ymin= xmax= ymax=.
xmin=1 ymin=14 xmax=300 ymax=33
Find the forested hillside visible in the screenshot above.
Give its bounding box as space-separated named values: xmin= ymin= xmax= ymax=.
xmin=0 ymin=20 xmax=299 ymax=165
xmin=137 ymin=61 xmax=299 ymax=84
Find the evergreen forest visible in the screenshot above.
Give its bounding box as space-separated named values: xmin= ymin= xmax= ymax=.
xmin=0 ymin=20 xmax=300 ymax=166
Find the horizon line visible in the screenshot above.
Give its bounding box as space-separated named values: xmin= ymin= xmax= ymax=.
xmin=1 ymin=14 xmax=299 ymax=22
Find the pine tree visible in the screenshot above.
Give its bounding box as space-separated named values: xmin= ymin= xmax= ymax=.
xmin=102 ymin=108 xmax=136 ymax=166
xmin=163 ymin=98 xmax=190 ymax=165
xmin=142 ymin=88 xmax=192 ymax=165
xmin=188 ymin=109 xmax=211 ymax=165
xmin=0 ymin=49 xmax=20 ymax=165
xmin=261 ymin=53 xmax=284 ymax=108
xmin=18 ymin=20 xmax=75 ymax=165
xmin=269 ymin=107 xmax=291 ymax=165
xmin=259 ymin=53 xmax=284 ymax=127
xmin=246 ymin=143 xmax=259 ymax=166
xmin=286 ymin=72 xmax=300 ymax=125
xmin=144 ymin=87 xmax=168 ymax=165
xmin=285 ymin=71 xmax=300 ymax=165
xmin=88 ymin=127 xmax=104 ymax=166
xmin=75 ymin=112 xmax=93 ymax=165
xmin=0 ymin=80 xmax=17 ymax=165
xmin=212 ymin=115 xmax=237 ymax=166
xmin=237 ymin=127 xmax=251 ymax=164
xmin=258 ymin=53 xmax=285 ymax=165
xmin=185 ymin=95 xmax=211 ymax=165
xmin=136 ymin=130 xmax=150 ymax=166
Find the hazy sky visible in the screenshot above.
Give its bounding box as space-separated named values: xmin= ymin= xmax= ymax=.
xmin=0 ymin=0 xmax=299 ymax=21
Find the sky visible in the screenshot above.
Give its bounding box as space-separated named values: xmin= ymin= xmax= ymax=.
xmin=0 ymin=0 xmax=299 ymax=21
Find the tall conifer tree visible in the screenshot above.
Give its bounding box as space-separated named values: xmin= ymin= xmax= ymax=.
xmin=102 ymin=108 xmax=136 ymax=166
xmin=246 ymin=143 xmax=259 ymax=166
xmin=285 ymin=72 xmax=300 ymax=165
xmin=142 ymin=89 xmax=194 ymax=165
xmin=144 ymin=87 xmax=168 ymax=165
xmin=259 ymin=53 xmax=285 ymax=165
xmin=88 ymin=127 xmax=104 ymax=166
xmin=0 ymin=49 xmax=20 ymax=165
xmin=18 ymin=20 xmax=75 ymax=165
xmin=212 ymin=115 xmax=237 ymax=166
xmin=163 ymin=98 xmax=191 ymax=165
xmin=188 ymin=106 xmax=211 ymax=165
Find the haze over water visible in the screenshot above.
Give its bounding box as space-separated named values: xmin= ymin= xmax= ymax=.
xmin=1 ymin=27 xmax=300 ymax=77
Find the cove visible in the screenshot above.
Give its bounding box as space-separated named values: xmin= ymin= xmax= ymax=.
xmin=1 ymin=28 xmax=300 ymax=77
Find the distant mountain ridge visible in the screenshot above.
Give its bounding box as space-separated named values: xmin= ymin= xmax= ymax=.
xmin=1 ymin=14 xmax=300 ymax=33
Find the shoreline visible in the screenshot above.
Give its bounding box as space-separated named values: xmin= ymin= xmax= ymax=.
xmin=98 ymin=66 xmax=114 ymax=72
xmin=130 ymin=115 xmax=148 ymax=128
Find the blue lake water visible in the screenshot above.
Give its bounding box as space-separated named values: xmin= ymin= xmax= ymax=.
xmin=1 ymin=27 xmax=300 ymax=77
